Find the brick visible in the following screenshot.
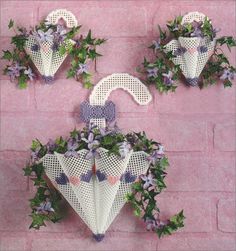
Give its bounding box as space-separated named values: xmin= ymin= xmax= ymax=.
xmin=118 ymin=117 xmax=207 ymax=151
xmin=208 ymin=157 xmax=235 ymax=191
xmin=165 ymin=156 xmax=209 ymax=191
xmin=214 ymin=123 xmax=236 ymax=151
xmin=218 ymin=199 xmax=236 ymax=232
xmin=39 ymin=6 xmax=148 ymax=37
xmin=97 ymin=37 xmax=151 ymax=74
xmin=0 ymin=114 xmax=76 ymax=151
xmin=155 ymin=85 xmax=236 ymax=114
xmin=157 ymin=195 xmax=212 ymax=232
xmin=109 ymin=204 xmax=146 ymax=233
xmin=35 ymin=79 xmax=89 ymax=112
xmin=157 ymin=233 xmax=236 ymax=251
xmin=31 ymin=232 xmax=157 ymax=251
xmin=0 ymin=158 xmax=28 ymax=191
xmin=0 ymin=191 xmax=32 ymax=231
xmin=0 ymin=4 xmax=37 ymax=36
xmin=0 ymin=80 xmax=32 ymax=112
xmin=0 ymin=237 xmax=27 ymax=251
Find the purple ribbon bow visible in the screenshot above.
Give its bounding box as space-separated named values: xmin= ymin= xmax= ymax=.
xmin=80 ymin=101 xmax=116 ymax=123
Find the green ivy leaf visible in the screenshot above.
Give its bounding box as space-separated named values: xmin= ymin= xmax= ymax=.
xmin=1 ymin=50 xmax=12 ymax=60
xmin=8 ymin=19 xmax=14 ymax=29
xmin=18 ymin=74 xmax=27 ymax=89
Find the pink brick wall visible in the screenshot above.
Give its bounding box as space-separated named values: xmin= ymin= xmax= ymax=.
xmin=0 ymin=0 xmax=235 ymax=250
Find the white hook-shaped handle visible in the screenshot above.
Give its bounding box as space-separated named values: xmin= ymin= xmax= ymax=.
xmin=46 ymin=9 xmax=78 ymax=28
xmin=89 ymin=73 xmax=152 ymax=128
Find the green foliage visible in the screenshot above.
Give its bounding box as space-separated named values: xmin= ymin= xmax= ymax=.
xmin=2 ymin=18 xmax=105 ymax=89
xmin=140 ymin=14 xmax=236 ymax=93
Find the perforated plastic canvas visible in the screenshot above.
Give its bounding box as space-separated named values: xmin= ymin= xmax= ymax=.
xmin=164 ymin=12 xmax=216 ymax=86
xmin=40 ymin=74 xmax=152 ymax=237
xmin=24 ymin=9 xmax=76 ymax=81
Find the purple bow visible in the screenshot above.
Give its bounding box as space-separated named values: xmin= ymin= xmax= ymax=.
xmin=80 ymin=101 xmax=116 ymax=123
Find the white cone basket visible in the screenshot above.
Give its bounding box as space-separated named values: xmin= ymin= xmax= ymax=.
xmin=163 ymin=11 xmax=216 ymax=86
xmin=24 ymin=9 xmax=77 ymax=81
xmin=41 ymin=148 xmax=149 ymax=235
xmin=164 ymin=37 xmax=215 ymax=86
xmin=40 ymin=74 xmax=152 ymax=237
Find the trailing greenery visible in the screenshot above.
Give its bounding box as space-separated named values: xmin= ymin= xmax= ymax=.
xmin=24 ymin=123 xmax=185 ymax=236
xmin=2 ymin=19 xmax=105 ymax=88
xmin=139 ymin=14 xmax=236 ymax=93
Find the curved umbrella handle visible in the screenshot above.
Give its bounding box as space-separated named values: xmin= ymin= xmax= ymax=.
xmin=46 ymin=9 xmax=78 ymax=28
xmin=88 ymin=73 xmax=152 ymax=128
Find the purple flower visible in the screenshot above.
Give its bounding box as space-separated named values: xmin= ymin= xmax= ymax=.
xmin=174 ymin=47 xmax=187 ymax=56
xmin=76 ymin=64 xmax=88 ymax=76
xmin=147 ymin=68 xmax=158 ymax=78
xmin=162 ymin=71 xmax=174 ymax=86
xmin=147 ymin=145 xmax=164 ymax=165
xmin=145 ymin=218 xmax=165 ymax=231
xmin=220 ymin=69 xmax=236 ymax=81
xmin=152 ymin=39 xmax=161 ymax=50
xmin=64 ymin=139 xmax=79 ymax=158
xmin=46 ymin=139 xmax=57 ymax=154
xmin=82 ymin=132 xmax=100 ymax=159
xmin=189 ymin=21 xmax=204 ymax=38
xmin=24 ymin=67 xmax=35 ymax=81
xmin=31 ymin=147 xmax=41 ymax=162
xmin=36 ymin=29 xmax=54 ymax=43
xmin=36 ymin=198 xmax=55 ymax=214
xmin=118 ymin=141 xmax=131 ymax=159
xmin=7 ymin=63 xmax=25 ymax=81
xmin=140 ymin=173 xmax=156 ymax=189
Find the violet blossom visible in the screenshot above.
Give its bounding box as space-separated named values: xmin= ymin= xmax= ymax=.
xmin=24 ymin=67 xmax=35 ymax=81
xmin=36 ymin=29 xmax=54 ymax=43
xmin=82 ymin=132 xmax=100 ymax=159
xmin=147 ymin=145 xmax=164 ymax=165
xmin=46 ymin=139 xmax=57 ymax=154
xmin=140 ymin=173 xmax=156 ymax=189
xmin=152 ymin=39 xmax=161 ymax=50
xmin=145 ymin=218 xmax=165 ymax=231
xmin=189 ymin=21 xmax=204 ymax=38
xmin=147 ymin=68 xmax=158 ymax=78
xmin=7 ymin=62 xmax=25 ymax=81
xmin=220 ymin=68 xmax=236 ymax=81
xmin=118 ymin=141 xmax=131 ymax=159
xmin=162 ymin=71 xmax=174 ymax=86
xmin=64 ymin=139 xmax=79 ymax=158
xmin=76 ymin=64 xmax=88 ymax=76
xmin=36 ymin=198 xmax=55 ymax=214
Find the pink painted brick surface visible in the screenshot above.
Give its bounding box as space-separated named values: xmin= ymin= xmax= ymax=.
xmin=214 ymin=123 xmax=236 ymax=151
xmin=217 ymin=199 xmax=236 ymax=233
xmin=0 ymin=80 xmax=32 ymax=112
xmin=0 ymin=1 xmax=236 ymax=251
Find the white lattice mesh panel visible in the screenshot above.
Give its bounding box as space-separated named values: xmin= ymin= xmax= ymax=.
xmin=41 ymin=148 xmax=149 ymax=235
xmin=164 ymin=37 xmax=215 ymax=80
xmin=54 ymin=151 xmax=97 ymax=233
xmin=94 ymin=148 xmax=133 ymax=233
xmin=25 ymin=37 xmax=74 ymax=78
xmin=89 ymin=73 xmax=152 ymax=128
xmin=181 ymin=11 xmax=206 ymax=24
xmin=46 ymin=9 xmax=78 ymax=28
xmin=41 ymin=154 xmax=97 ymax=233
xmin=103 ymin=151 xmax=150 ymax=233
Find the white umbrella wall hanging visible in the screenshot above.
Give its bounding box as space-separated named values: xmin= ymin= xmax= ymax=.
xmin=138 ymin=11 xmax=236 ymax=93
xmin=1 ymin=9 xmax=105 ymax=88
xmin=24 ymin=73 xmax=185 ymax=241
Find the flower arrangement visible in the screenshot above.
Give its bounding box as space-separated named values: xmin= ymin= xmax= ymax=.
xmin=139 ymin=12 xmax=236 ymax=93
xmin=23 ymin=123 xmax=185 ymax=237
xmin=2 ymin=14 xmax=105 ymax=88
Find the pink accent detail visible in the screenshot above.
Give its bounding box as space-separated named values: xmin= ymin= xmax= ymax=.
xmin=107 ymin=176 xmax=120 ymax=185
xmin=41 ymin=44 xmax=50 ymax=52
xmin=188 ymin=48 xmax=197 ymax=54
xmin=69 ymin=176 xmax=80 ymax=186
